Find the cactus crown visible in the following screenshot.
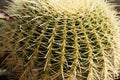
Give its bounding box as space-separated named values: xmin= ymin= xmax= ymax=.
xmin=0 ymin=0 xmax=120 ymax=80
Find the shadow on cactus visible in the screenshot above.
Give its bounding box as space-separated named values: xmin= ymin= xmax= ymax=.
xmin=0 ymin=0 xmax=120 ymax=80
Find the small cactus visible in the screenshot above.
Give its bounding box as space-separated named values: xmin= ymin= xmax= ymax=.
xmin=0 ymin=0 xmax=120 ymax=80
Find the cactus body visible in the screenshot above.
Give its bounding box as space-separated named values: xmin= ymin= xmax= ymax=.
xmin=0 ymin=0 xmax=120 ymax=80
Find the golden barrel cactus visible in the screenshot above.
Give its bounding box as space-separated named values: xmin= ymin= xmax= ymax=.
xmin=0 ymin=0 xmax=120 ymax=80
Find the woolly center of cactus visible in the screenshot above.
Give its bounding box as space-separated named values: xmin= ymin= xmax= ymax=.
xmin=47 ymin=0 xmax=93 ymax=14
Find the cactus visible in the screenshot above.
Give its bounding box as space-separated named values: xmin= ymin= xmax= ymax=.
xmin=0 ymin=0 xmax=120 ymax=80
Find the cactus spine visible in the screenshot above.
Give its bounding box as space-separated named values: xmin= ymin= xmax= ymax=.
xmin=0 ymin=0 xmax=120 ymax=80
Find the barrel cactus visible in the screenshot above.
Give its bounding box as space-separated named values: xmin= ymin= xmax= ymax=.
xmin=0 ymin=0 xmax=120 ymax=80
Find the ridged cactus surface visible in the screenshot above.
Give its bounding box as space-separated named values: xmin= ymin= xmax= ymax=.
xmin=0 ymin=0 xmax=120 ymax=80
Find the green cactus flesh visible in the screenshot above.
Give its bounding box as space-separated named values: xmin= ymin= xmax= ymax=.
xmin=0 ymin=0 xmax=120 ymax=80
